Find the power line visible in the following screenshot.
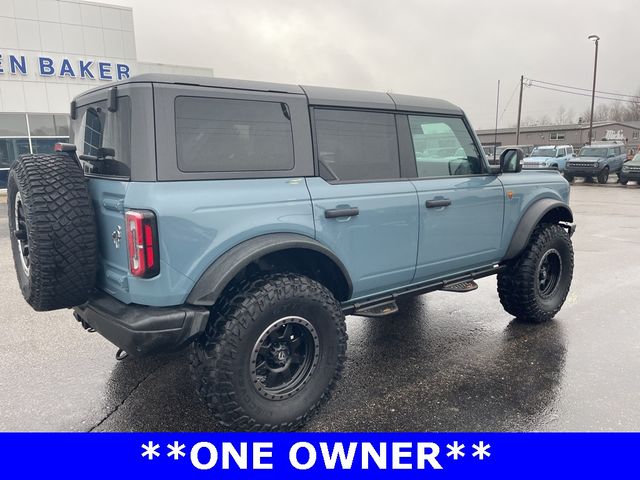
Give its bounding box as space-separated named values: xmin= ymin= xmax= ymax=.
xmin=498 ymin=81 xmax=519 ymax=121
xmin=525 ymin=77 xmax=640 ymax=101
xmin=527 ymin=83 xmax=640 ymax=104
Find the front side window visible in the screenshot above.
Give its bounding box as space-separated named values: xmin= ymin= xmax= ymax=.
xmin=408 ymin=115 xmax=482 ymax=177
xmin=314 ymin=109 xmax=400 ymax=182
xmin=72 ymin=96 xmax=132 ymax=178
xmin=175 ymin=97 xmax=294 ymax=173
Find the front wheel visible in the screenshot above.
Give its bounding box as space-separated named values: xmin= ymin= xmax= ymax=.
xmin=563 ymin=173 xmax=574 ymax=183
xmin=190 ymin=273 xmax=347 ymax=430
xmin=597 ymin=167 xmax=609 ymax=184
xmin=497 ymin=223 xmax=574 ymax=323
xmin=619 ymin=176 xmax=628 ymax=185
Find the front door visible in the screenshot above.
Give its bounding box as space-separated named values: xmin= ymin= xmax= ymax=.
xmin=403 ymin=114 xmax=505 ymax=282
xmin=306 ymin=108 xmax=419 ymax=299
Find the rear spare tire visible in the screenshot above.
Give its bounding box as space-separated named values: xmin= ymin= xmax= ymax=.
xmin=7 ymin=153 xmax=97 ymax=311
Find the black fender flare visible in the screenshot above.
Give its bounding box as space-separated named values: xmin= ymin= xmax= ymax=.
xmin=186 ymin=233 xmax=353 ymax=306
xmin=503 ymin=199 xmax=574 ymax=261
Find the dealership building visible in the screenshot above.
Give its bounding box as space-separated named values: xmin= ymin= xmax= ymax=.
xmin=0 ymin=0 xmax=213 ymax=189
xmin=477 ymin=120 xmax=640 ymax=150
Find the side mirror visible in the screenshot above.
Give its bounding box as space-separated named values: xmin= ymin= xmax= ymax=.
xmin=97 ymin=147 xmax=116 ymax=158
xmin=500 ymin=148 xmax=524 ymax=173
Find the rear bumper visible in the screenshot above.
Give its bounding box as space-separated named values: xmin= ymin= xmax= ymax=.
xmin=73 ymin=293 xmax=209 ymax=356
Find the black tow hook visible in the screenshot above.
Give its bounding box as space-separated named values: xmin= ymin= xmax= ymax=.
xmin=115 ymin=349 xmax=129 ymax=361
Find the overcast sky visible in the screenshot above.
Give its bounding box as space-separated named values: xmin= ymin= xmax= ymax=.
xmin=100 ymin=0 xmax=640 ymax=129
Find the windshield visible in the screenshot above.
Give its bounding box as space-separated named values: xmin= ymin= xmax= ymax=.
xmin=579 ymin=147 xmax=608 ymax=158
xmin=630 ymin=153 xmax=640 ymax=164
xmin=530 ymin=147 xmax=556 ymax=157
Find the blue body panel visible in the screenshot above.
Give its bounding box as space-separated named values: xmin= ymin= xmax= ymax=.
xmin=498 ymin=171 xmax=570 ymax=253
xmin=89 ymin=177 xmax=315 ymax=307
xmin=305 ymin=177 xmax=419 ymax=299
xmin=89 ymin=170 xmax=569 ymax=308
xmin=523 ymin=155 xmax=571 ymax=171
xmin=411 ymin=175 xmax=505 ymax=281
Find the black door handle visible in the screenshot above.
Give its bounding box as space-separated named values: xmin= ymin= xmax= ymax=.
xmin=325 ymin=207 xmax=360 ymax=218
xmin=425 ymin=199 xmax=452 ymax=208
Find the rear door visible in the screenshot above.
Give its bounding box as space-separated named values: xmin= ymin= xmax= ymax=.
xmin=306 ymin=108 xmax=419 ymax=299
xmin=71 ymin=91 xmax=133 ymax=300
xmin=402 ymin=114 xmax=505 ymax=281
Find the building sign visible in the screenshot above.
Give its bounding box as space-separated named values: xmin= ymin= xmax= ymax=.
xmin=0 ymin=52 xmax=130 ymax=81
xmin=604 ymin=129 xmax=625 ymax=141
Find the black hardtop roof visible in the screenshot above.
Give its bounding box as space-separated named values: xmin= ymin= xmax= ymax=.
xmin=77 ymin=73 xmax=463 ymax=115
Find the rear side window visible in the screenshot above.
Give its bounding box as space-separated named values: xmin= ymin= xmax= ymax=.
xmin=314 ymin=109 xmax=400 ymax=182
xmin=175 ymin=97 xmax=294 ymax=172
xmin=73 ymin=97 xmax=132 ymax=178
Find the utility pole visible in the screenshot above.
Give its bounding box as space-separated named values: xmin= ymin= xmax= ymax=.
xmin=515 ymin=75 xmax=524 ymax=145
xmin=493 ymin=80 xmax=500 ymax=159
xmin=588 ymin=35 xmax=600 ymax=145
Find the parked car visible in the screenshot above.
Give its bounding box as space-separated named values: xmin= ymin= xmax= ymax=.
xmin=619 ymin=153 xmax=640 ymax=185
xmin=564 ymin=144 xmax=627 ymax=184
xmin=7 ymin=74 xmax=575 ymax=430
xmin=482 ymin=145 xmax=497 ymax=164
xmin=523 ymin=145 xmax=575 ymax=171
xmin=486 ymin=145 xmax=534 ymax=166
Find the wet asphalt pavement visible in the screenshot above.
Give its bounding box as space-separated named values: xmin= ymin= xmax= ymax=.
xmin=1 ymin=180 xmax=639 ymax=432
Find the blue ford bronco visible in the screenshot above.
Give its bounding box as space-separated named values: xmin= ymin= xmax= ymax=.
xmin=7 ymin=74 xmax=575 ymax=430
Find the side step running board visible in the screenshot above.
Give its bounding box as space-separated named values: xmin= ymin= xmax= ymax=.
xmin=353 ymin=300 xmax=399 ymax=317
xmin=440 ymin=280 xmax=479 ymax=293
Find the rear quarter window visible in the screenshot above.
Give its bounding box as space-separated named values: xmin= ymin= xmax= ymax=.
xmin=72 ymin=96 xmax=132 ymax=178
xmin=175 ymin=96 xmax=295 ymax=173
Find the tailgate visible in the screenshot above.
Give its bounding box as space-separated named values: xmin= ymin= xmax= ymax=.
xmin=87 ymin=178 xmax=131 ymax=302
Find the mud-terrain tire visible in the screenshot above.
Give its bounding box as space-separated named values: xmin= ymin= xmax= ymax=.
xmin=497 ymin=223 xmax=573 ymax=323
xmin=190 ymin=273 xmax=347 ymax=431
xmin=618 ymin=176 xmax=628 ymax=185
xmin=563 ymin=173 xmax=574 ymax=183
xmin=597 ymin=167 xmax=609 ymax=184
xmin=7 ymin=154 xmax=97 ymax=311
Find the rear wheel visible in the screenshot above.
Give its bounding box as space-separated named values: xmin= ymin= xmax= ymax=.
xmin=7 ymin=154 xmax=97 ymax=311
xmin=497 ymin=223 xmax=574 ymax=323
xmin=597 ymin=167 xmax=609 ymax=184
xmin=190 ymin=273 xmax=347 ymax=430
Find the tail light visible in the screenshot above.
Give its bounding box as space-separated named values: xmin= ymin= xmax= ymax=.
xmin=125 ymin=210 xmax=160 ymax=278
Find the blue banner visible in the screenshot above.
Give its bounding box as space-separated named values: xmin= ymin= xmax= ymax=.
xmin=0 ymin=433 xmax=637 ymax=478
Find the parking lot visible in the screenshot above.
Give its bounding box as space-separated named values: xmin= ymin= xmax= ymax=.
xmin=0 ymin=180 xmax=639 ymax=432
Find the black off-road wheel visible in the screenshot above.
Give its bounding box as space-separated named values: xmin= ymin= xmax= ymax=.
xmin=497 ymin=223 xmax=574 ymax=323
xmin=597 ymin=167 xmax=609 ymax=184
xmin=7 ymin=154 xmax=97 ymax=311
xmin=618 ymin=176 xmax=628 ymax=185
xmin=563 ymin=173 xmax=574 ymax=183
xmin=189 ymin=273 xmax=347 ymax=431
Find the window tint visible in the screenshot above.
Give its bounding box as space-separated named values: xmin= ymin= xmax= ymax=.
xmin=314 ymin=109 xmax=399 ymax=182
xmin=408 ymin=115 xmax=482 ymax=177
xmin=175 ymin=97 xmax=294 ymax=173
xmin=74 ymin=96 xmax=132 ymax=178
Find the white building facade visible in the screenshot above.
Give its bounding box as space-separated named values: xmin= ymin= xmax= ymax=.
xmin=0 ymin=0 xmax=213 ymax=188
